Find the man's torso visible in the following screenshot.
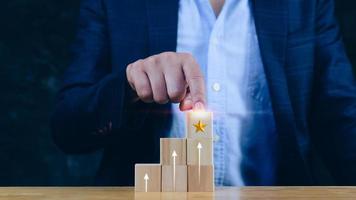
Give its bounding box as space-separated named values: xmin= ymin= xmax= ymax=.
xmin=96 ymin=0 xmax=318 ymax=186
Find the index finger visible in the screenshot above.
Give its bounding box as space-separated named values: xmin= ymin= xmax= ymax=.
xmin=180 ymin=53 xmax=206 ymax=110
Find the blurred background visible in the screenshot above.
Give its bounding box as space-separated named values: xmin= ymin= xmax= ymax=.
xmin=0 ymin=0 xmax=355 ymax=186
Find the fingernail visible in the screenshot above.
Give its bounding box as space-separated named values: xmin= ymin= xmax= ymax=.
xmin=194 ymin=102 xmax=205 ymax=111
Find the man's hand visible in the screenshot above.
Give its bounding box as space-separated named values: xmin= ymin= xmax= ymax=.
xmin=126 ymin=52 xmax=205 ymax=111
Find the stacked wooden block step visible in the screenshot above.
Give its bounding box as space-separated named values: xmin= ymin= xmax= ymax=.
xmin=161 ymin=138 xmax=187 ymax=192
xmin=186 ymin=111 xmax=214 ymax=192
xmin=135 ymin=111 xmax=214 ymax=192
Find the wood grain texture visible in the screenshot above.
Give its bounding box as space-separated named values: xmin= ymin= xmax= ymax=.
xmin=160 ymin=138 xmax=187 ymax=165
xmin=162 ymin=165 xmax=188 ymax=192
xmin=186 ymin=111 xmax=213 ymax=139
xmin=1 ymin=187 xmax=356 ymax=199
xmin=187 ymin=138 xmax=213 ymax=166
xmin=135 ymin=164 xmax=161 ymax=192
xmin=188 ymin=165 xmax=214 ymax=192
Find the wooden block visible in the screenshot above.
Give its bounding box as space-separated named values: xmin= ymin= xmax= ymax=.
xmin=137 ymin=193 xmax=188 ymax=200
xmin=186 ymin=111 xmax=213 ymax=139
xmin=134 ymin=193 xmax=161 ymax=200
xmin=187 ymin=138 xmax=213 ymax=166
xmin=160 ymin=138 xmax=187 ymax=165
xmin=135 ymin=164 xmax=161 ymax=192
xmin=188 ymin=165 xmax=214 ymax=192
xmin=162 ymin=165 xmax=187 ymax=192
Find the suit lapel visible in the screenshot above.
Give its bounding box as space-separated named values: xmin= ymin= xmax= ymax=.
xmin=251 ymin=1 xmax=291 ymax=124
xmin=146 ymin=0 xmax=179 ymax=55
xmin=252 ymin=0 xmax=312 ymax=182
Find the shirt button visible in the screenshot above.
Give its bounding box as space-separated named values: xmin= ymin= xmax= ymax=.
xmin=212 ymin=82 xmax=221 ymax=92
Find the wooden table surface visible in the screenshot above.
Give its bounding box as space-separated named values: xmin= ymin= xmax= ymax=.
xmin=1 ymin=187 xmax=356 ymax=200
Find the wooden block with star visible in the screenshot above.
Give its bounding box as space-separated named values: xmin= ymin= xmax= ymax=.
xmin=160 ymin=138 xmax=187 ymax=165
xmin=135 ymin=164 xmax=162 ymax=192
xmin=187 ymin=138 xmax=213 ymax=165
xmin=186 ymin=111 xmax=213 ymax=139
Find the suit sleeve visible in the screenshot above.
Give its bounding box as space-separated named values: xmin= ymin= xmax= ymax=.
xmin=51 ymin=0 xmax=133 ymax=154
xmin=313 ymin=0 xmax=356 ymax=185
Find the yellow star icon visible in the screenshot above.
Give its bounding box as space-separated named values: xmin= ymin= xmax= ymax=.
xmin=193 ymin=120 xmax=207 ymax=133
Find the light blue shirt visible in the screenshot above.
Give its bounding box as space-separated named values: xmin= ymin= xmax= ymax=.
xmin=169 ymin=0 xmax=277 ymax=186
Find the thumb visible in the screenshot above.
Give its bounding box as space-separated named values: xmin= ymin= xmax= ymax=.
xmin=179 ymin=92 xmax=193 ymax=111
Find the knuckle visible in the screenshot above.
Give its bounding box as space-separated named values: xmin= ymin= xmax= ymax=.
xmin=169 ymin=92 xmax=183 ymax=103
xmin=132 ymin=60 xmax=145 ymax=72
xmin=143 ymin=57 xmax=159 ymax=71
xmin=126 ymin=64 xmax=132 ymax=73
xmin=140 ymin=93 xmax=153 ymax=102
xmin=160 ymin=52 xmax=176 ymax=60
xmin=169 ymin=89 xmax=182 ymax=98
xmin=145 ymin=64 xmax=156 ymax=72
xmin=135 ymin=59 xmax=144 ymax=66
xmin=180 ymin=52 xmax=194 ymax=61
xmin=168 ymin=88 xmax=184 ymax=102
xmin=126 ymin=64 xmax=133 ymax=78
xmin=137 ymin=87 xmax=152 ymax=100
xmin=145 ymin=56 xmax=157 ymax=64
xmin=154 ymin=95 xmax=169 ymax=104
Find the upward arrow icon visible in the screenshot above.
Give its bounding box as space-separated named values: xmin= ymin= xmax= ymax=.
xmin=172 ymin=150 xmax=177 ymax=191
xmin=197 ymin=143 xmax=202 ymax=183
xmin=144 ymin=173 xmax=149 ymax=192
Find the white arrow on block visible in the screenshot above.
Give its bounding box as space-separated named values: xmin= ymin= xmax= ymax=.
xmin=172 ymin=150 xmax=177 ymax=191
xmin=144 ymin=173 xmax=149 ymax=192
xmin=197 ymin=142 xmax=202 ymax=183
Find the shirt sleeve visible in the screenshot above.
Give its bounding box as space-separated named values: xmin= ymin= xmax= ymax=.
xmin=51 ymin=0 xmax=133 ymax=154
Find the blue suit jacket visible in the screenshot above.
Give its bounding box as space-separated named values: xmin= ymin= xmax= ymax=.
xmin=51 ymin=0 xmax=356 ymax=186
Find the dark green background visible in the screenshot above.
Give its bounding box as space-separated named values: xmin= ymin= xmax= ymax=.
xmin=0 ymin=1 xmax=355 ymax=186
